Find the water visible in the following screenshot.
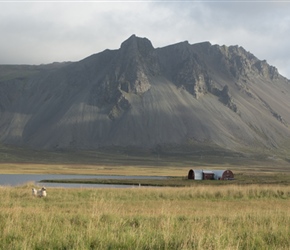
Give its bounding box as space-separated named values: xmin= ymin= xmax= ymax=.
xmin=0 ymin=174 xmax=167 ymax=188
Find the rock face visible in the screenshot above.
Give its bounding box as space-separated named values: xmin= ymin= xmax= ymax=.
xmin=0 ymin=34 xmax=290 ymax=151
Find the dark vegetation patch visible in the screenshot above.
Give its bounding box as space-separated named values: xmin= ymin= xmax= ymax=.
xmin=41 ymin=172 xmax=290 ymax=187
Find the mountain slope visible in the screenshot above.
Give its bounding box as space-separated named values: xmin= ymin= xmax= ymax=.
xmin=0 ymin=35 xmax=290 ymax=152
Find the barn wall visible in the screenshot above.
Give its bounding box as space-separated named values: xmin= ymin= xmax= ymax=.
xmin=221 ymin=170 xmax=234 ymax=180
xmin=188 ymin=169 xmax=194 ymax=179
xmin=203 ymin=173 xmax=214 ymax=180
xmin=194 ymin=170 xmax=203 ymax=180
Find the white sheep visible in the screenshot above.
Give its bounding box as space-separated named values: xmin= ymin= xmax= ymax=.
xmin=40 ymin=187 xmax=47 ymax=197
xmin=32 ymin=187 xmax=47 ymax=197
xmin=32 ymin=188 xmax=37 ymax=196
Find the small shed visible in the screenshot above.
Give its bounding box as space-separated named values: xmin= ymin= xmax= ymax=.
xmin=212 ymin=170 xmax=234 ymax=180
xmin=187 ymin=169 xmax=203 ymax=180
xmin=203 ymin=171 xmax=214 ymax=180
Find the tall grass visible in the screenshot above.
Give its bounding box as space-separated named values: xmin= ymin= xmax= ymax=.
xmin=1 ymin=184 xmax=290 ymax=249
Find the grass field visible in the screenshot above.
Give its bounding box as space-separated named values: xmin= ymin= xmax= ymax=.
xmin=1 ymin=146 xmax=290 ymax=249
xmin=0 ymin=183 xmax=290 ymax=249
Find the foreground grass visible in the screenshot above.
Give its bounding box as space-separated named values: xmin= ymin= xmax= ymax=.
xmin=1 ymin=184 xmax=290 ymax=249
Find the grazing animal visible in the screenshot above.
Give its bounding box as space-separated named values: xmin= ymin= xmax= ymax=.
xmin=32 ymin=187 xmax=47 ymax=197
xmin=32 ymin=188 xmax=37 ymax=196
xmin=40 ymin=187 xmax=47 ymax=197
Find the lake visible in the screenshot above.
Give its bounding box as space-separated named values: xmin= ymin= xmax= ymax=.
xmin=0 ymin=174 xmax=167 ymax=188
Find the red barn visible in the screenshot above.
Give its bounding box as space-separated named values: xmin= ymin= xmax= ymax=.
xmin=212 ymin=170 xmax=234 ymax=180
xmin=188 ymin=169 xmax=234 ymax=180
xmin=202 ymin=171 xmax=214 ymax=180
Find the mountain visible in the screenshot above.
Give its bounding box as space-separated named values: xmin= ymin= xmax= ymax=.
xmin=0 ymin=34 xmax=290 ymax=154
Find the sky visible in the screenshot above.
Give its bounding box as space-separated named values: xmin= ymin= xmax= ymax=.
xmin=1 ymin=1 xmax=290 ymax=79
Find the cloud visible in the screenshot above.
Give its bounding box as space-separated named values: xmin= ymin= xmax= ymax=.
xmin=150 ymin=1 xmax=290 ymax=78
xmin=0 ymin=1 xmax=289 ymax=78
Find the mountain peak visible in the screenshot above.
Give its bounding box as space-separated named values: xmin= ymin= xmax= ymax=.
xmin=120 ymin=35 xmax=154 ymax=56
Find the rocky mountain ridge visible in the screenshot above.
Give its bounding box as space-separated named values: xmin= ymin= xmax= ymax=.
xmin=0 ymin=35 xmax=290 ymax=153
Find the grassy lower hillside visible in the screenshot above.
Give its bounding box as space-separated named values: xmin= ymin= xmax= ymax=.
xmin=1 ymin=144 xmax=290 ymax=186
xmin=1 ymin=144 xmax=290 ymax=170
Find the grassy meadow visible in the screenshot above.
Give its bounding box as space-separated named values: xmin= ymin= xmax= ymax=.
xmin=1 ymin=183 xmax=290 ymax=250
xmin=1 ymin=145 xmax=290 ymax=249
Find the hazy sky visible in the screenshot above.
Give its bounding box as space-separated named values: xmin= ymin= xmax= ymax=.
xmin=1 ymin=1 xmax=290 ymax=79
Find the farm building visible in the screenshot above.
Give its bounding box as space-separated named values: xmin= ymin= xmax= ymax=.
xmin=188 ymin=169 xmax=234 ymax=180
xmin=188 ymin=169 xmax=202 ymax=180
xmin=212 ymin=170 xmax=234 ymax=180
xmin=203 ymin=171 xmax=215 ymax=180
